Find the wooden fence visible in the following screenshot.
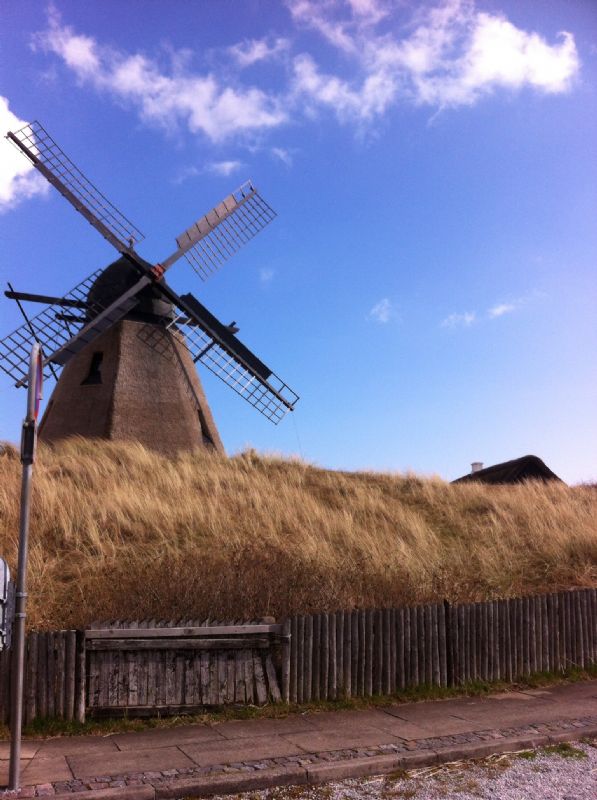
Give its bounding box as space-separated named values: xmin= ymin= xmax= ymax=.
xmin=286 ymin=589 xmax=596 ymax=703
xmin=0 ymin=630 xmax=85 ymax=724
xmin=0 ymin=589 xmax=594 ymax=722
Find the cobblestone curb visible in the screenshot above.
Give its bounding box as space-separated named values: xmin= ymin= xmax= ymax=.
xmin=2 ymin=715 xmax=596 ymax=798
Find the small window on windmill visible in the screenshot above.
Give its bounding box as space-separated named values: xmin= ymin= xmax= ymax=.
xmin=81 ymin=352 xmax=103 ymax=385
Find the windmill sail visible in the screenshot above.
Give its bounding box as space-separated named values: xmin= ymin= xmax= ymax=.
xmin=164 ymin=293 xmax=298 ymax=423
xmin=7 ymin=121 xmax=144 ymax=253
xmin=165 ymin=181 xmax=277 ymax=280
xmin=0 ymin=270 xmax=103 ymax=385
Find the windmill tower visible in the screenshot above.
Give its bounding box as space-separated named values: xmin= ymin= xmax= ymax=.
xmin=0 ymin=122 xmax=298 ymax=455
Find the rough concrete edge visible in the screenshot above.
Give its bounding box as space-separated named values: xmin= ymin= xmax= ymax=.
xmin=154 ymin=765 xmax=308 ymax=799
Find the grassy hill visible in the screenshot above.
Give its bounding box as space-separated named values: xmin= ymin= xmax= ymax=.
xmin=0 ymin=438 xmax=595 ymax=631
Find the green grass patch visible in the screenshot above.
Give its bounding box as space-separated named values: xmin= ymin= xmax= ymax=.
xmin=515 ymin=750 xmax=537 ymax=760
xmin=540 ymin=742 xmax=587 ymax=759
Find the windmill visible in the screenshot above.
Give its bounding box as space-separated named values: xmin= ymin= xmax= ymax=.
xmin=0 ymin=121 xmax=298 ymax=455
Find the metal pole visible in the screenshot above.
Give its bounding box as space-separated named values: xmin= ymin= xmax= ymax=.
xmin=8 ymin=344 xmax=42 ymax=791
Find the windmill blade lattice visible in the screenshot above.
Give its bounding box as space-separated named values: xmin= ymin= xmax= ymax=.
xmin=0 ymin=271 xmax=103 ymax=385
xmin=7 ymin=121 xmax=144 ymax=253
xmin=173 ymin=182 xmax=277 ymax=281
xmin=149 ymin=293 xmax=298 ymax=424
xmin=170 ymin=320 xmax=296 ymax=423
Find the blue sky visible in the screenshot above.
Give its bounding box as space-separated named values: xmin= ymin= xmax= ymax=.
xmin=0 ymin=0 xmax=595 ymax=483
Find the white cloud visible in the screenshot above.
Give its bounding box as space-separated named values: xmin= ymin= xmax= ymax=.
xmin=488 ymin=302 xmax=516 ymax=318
xmin=368 ymin=297 xmax=394 ymax=324
xmin=259 ymin=267 xmax=275 ymax=285
xmin=229 ymin=37 xmax=290 ymax=68
xmin=0 ymin=97 xmax=49 ymax=213
xmin=271 ymin=146 xmax=293 ymax=167
xmin=26 ymin=1 xmax=581 ymax=156
xmin=441 ymin=311 xmax=476 ymax=328
xmin=290 ymin=0 xmax=580 ymax=120
xmin=206 ymin=160 xmax=243 ymax=177
xmin=33 ymin=10 xmax=287 ymax=143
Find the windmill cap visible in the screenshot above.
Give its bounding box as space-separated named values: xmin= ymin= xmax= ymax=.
xmin=87 ymin=256 xmax=173 ymax=322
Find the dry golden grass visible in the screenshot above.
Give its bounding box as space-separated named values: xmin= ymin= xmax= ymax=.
xmin=0 ymin=438 xmax=595 ymax=630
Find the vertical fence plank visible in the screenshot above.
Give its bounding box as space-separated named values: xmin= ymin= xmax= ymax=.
xmin=530 ymin=596 xmax=537 ymax=674
xmin=515 ymin=597 xmax=523 ymax=678
xmin=493 ymin=601 xmax=500 ymax=682
xmin=462 ymin=603 xmax=472 ymax=683
xmin=374 ymin=609 xmax=383 ymax=695
xmin=350 ymin=609 xmax=358 ymax=697
xmin=311 ymin=614 xmax=320 ymax=702
xmin=64 ymin=630 xmax=76 ymax=721
xmin=450 ymin=604 xmax=458 ymax=686
xmin=564 ymin=591 xmax=572 ymax=669
xmin=582 ymin=590 xmax=590 ymax=668
xmin=431 ymin=605 xmax=440 ymax=687
xmin=25 ymin=632 xmax=38 ymax=725
xmin=297 ymin=615 xmax=305 ymax=704
xmin=343 ymin=611 xmax=351 ymax=698
xmin=358 ymin=610 xmax=366 ymax=696
xmin=587 ymin=589 xmax=597 ymax=666
xmin=409 ymin=606 xmax=418 ymax=687
xmin=438 ymin=603 xmax=447 ymax=687
xmin=321 ymin=613 xmax=329 ymax=701
xmin=304 ymin=614 xmax=313 ymax=704
xmin=75 ymin=631 xmax=85 ymax=723
xmin=547 ymin=593 xmax=555 ymax=673
xmin=557 ymin=592 xmax=566 ymax=670
xmin=456 ymin=604 xmax=465 ymax=685
xmin=535 ymin=596 xmax=543 ymax=673
xmin=329 ymin=611 xmax=337 ymax=700
xmin=575 ymin=591 xmax=584 ymax=669
xmin=424 ymin=605 xmax=433 ymax=686
xmin=290 ymin=615 xmax=298 ymax=703
xmin=383 ymin=609 xmax=392 ymax=695
xmin=389 ymin=608 xmax=397 ymax=694
xmin=500 ymin=601 xmax=508 ymax=683
xmin=473 ymin=603 xmax=481 ymax=682
xmin=335 ymin=611 xmax=343 ymax=697
xmin=398 ymin=608 xmax=407 ymax=690
xmin=365 ymin=610 xmax=374 ymax=696
xmin=282 ymin=619 xmax=291 ymax=703
xmin=416 ymin=605 xmax=426 ymax=686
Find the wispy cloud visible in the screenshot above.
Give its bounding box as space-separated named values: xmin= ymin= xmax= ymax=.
xmin=271 ymin=146 xmax=294 ymax=167
xmin=259 ymin=267 xmax=275 ymax=286
xmin=488 ymin=302 xmax=517 ymax=318
xmin=441 ymin=311 xmax=476 ymax=328
xmin=288 ymin=0 xmax=579 ymax=122
xmin=0 ymin=97 xmax=49 ymax=212
xmin=228 ymin=36 xmax=290 ymax=68
xmin=32 ymin=7 xmax=287 ymax=142
xmin=368 ymin=297 xmax=395 ymax=324
xmin=206 ymin=160 xmax=243 ymax=177
xmin=31 ymin=1 xmax=580 ymax=146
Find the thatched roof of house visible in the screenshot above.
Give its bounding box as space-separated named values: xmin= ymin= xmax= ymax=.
xmin=452 ymin=455 xmax=563 ymax=485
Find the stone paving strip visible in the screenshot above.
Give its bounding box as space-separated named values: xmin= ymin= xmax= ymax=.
xmin=0 ymin=716 xmax=595 ymax=798
xmin=0 ymin=681 xmax=595 ymax=798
